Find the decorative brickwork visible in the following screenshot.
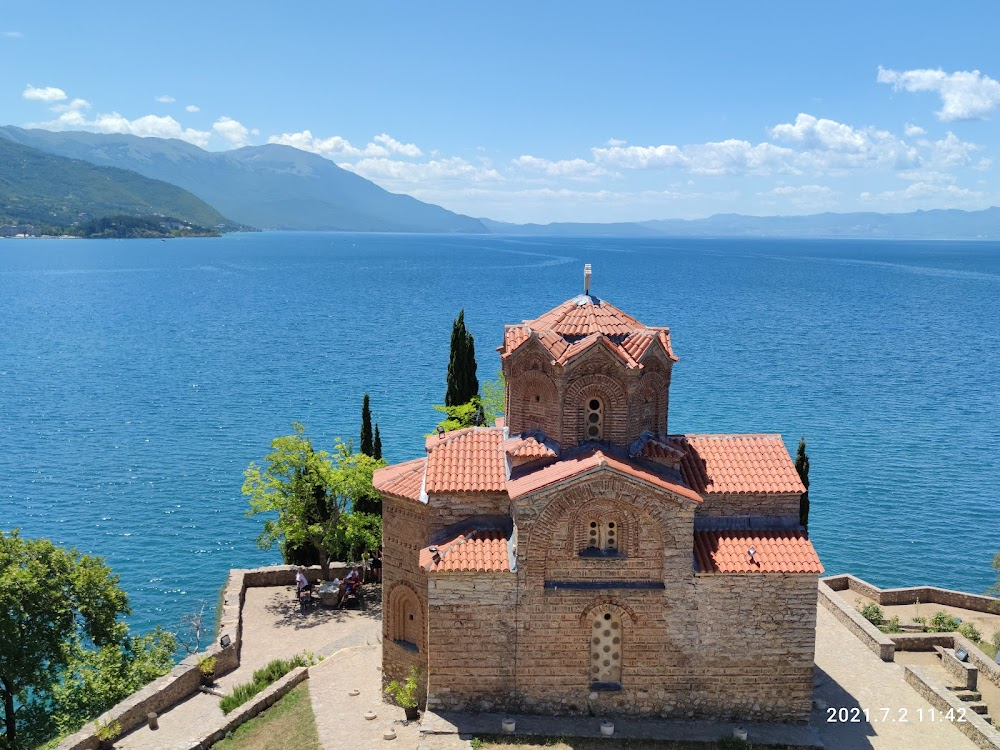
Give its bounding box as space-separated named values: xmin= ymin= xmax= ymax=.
xmin=378 ymin=285 xmax=821 ymax=722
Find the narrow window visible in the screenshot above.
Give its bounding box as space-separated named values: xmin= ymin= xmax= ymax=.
xmin=586 ymin=398 xmax=604 ymax=440
xmin=588 ymin=520 xmax=600 ymax=549
xmin=591 ymin=611 xmax=622 ymax=684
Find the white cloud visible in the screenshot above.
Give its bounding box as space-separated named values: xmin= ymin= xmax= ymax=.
xmin=29 ymin=105 xmax=212 ymax=148
xmin=342 ymin=156 xmax=503 ymax=185
xmin=155 ymin=95 xmax=175 ymax=103
xmin=511 ymin=155 xmax=607 ymax=179
xmin=592 ymin=143 xmax=686 ymax=169
xmin=3 ymin=31 xmax=24 ymax=38
xmin=267 ymin=130 xmax=424 ymax=160
xmin=372 ymin=133 xmax=422 ymax=157
xmin=212 ymin=116 xmax=251 ymax=148
xmin=606 ymin=138 xmax=627 ymax=147
xmin=763 ymin=184 xmax=837 ymax=209
xmin=23 ymin=84 xmax=67 ymax=102
xmin=860 ymin=180 xmax=985 ymax=206
xmin=185 ymin=104 xmax=200 ymax=113
xmin=877 ymin=66 xmax=1000 ymax=121
xmin=904 ymin=123 xmax=926 ymax=137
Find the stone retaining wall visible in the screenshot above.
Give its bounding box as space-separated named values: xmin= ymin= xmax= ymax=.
xmin=823 ymin=574 xmax=1000 ymax=614
xmin=817 ymin=581 xmax=895 ymax=661
xmin=175 ymin=667 xmax=310 ymax=750
xmin=55 ymin=564 xmax=346 ymax=750
xmin=903 ymin=665 xmax=1000 ymax=750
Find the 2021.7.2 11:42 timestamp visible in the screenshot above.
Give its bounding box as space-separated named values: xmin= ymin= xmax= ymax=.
xmin=826 ymin=707 xmax=968 ymax=723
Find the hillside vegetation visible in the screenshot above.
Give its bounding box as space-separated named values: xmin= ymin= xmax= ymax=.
xmin=0 ymin=137 xmax=232 ymax=230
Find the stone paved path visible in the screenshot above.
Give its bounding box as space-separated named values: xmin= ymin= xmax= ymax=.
xmin=117 ymin=586 xmax=380 ymax=750
xmin=812 ymin=604 xmax=980 ymax=750
xmin=309 ymin=644 xmax=422 ymax=750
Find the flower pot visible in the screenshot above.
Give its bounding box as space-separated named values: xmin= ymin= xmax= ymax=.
xmin=501 ymin=717 xmax=516 ymax=733
xmin=200 ymin=672 xmax=215 ymax=686
xmin=98 ymin=740 xmax=114 ymax=750
xmin=600 ymin=720 xmax=614 ymax=736
xmin=403 ymin=705 xmax=419 ymax=721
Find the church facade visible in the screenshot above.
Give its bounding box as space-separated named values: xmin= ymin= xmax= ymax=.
xmin=374 ymin=273 xmax=822 ymax=721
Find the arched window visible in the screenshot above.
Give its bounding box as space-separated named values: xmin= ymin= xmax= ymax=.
xmin=585 ymin=397 xmax=604 ymax=440
xmin=590 ymin=611 xmax=622 ymax=684
xmin=388 ymin=585 xmax=422 ymax=652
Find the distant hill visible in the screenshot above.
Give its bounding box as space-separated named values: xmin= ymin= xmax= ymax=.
xmin=0 ymin=127 xmax=487 ymax=233
xmin=484 ymin=208 xmax=1000 ymax=240
xmin=0 ymin=137 xmax=231 ymax=229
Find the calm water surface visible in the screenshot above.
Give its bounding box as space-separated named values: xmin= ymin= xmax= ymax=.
xmin=1 ymin=233 xmax=998 ymax=633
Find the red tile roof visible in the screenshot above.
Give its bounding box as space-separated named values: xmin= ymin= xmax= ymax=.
xmin=499 ymin=296 xmax=678 ymax=369
xmin=372 ymin=457 xmax=425 ymax=502
xmin=633 ymin=435 xmax=686 ymax=464
xmin=507 ymin=436 xmax=558 ymax=459
xmin=419 ymin=529 xmax=512 ymax=573
xmin=507 ymin=448 xmax=702 ymax=503
xmin=674 ymin=434 xmax=806 ymax=495
xmin=424 ymin=427 xmax=507 ymax=494
xmin=694 ymin=530 xmax=823 ymax=574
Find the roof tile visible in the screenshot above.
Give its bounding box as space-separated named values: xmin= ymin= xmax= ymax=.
xmin=424 ymin=427 xmax=507 ymax=494
xmin=673 ymin=434 xmax=805 ymax=495
xmin=419 ymin=529 xmax=512 ymax=573
xmin=507 ymin=447 xmax=701 ymax=503
xmin=694 ymin=530 xmax=823 ymax=574
xmin=372 ymin=457 xmax=425 ymax=502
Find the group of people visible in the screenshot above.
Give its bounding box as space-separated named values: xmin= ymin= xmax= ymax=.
xmin=294 ymin=547 xmax=382 ymax=610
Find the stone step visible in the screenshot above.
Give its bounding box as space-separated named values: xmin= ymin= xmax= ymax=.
xmin=967 ymin=702 xmax=989 ymax=716
xmin=950 ymin=689 xmax=982 ymax=702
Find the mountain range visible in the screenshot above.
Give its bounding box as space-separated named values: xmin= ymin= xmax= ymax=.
xmin=0 ymin=126 xmax=485 ymax=233
xmin=1 ymin=125 xmax=998 ymax=239
xmin=0 ymin=136 xmax=229 ymax=229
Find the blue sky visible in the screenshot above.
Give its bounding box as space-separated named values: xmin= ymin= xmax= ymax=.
xmin=3 ymin=2 xmax=1000 ymax=223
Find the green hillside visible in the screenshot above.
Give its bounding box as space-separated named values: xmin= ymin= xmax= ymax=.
xmin=0 ymin=137 xmax=232 ymax=229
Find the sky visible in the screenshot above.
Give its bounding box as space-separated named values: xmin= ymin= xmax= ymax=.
xmin=3 ymin=2 xmax=1000 ymax=223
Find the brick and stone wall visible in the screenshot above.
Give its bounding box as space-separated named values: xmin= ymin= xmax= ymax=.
xmin=425 ymin=573 xmax=517 ymax=712
xmin=696 ymin=491 xmax=801 ymax=518
xmin=381 ymin=494 xmax=429 ymax=687
xmin=691 ymin=573 xmax=817 ymax=721
xmin=427 ymin=493 xmax=512 ymax=535
xmin=824 ymin=574 xmax=1000 ymax=614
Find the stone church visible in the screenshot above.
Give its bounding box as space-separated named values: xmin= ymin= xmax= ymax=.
xmin=374 ymin=268 xmax=822 ymax=721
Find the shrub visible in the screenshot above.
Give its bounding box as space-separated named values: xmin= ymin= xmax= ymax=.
xmin=94 ymin=719 xmax=120 ymax=741
xmin=197 ymin=655 xmax=217 ymax=676
xmin=912 ymin=616 xmax=927 ymax=626
xmin=880 ymin=616 xmax=902 ymax=633
xmin=384 ymin=666 xmax=421 ymax=709
xmin=219 ymin=653 xmax=314 ymax=714
xmin=857 ymin=601 xmax=884 ymax=626
xmin=958 ymin=622 xmax=982 ymax=643
xmin=928 ymin=611 xmax=960 ymax=633
xmin=993 ymin=629 xmax=1000 ymax=652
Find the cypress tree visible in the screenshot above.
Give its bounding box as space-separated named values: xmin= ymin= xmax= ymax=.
xmin=360 ymin=393 xmax=374 ymax=457
xmin=373 ymin=423 xmax=382 ymax=461
xmin=445 ymin=309 xmax=479 ymax=407
xmin=794 ymin=436 xmax=810 ymax=532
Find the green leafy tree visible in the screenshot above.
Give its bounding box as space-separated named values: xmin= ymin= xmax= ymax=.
xmin=794 ymin=436 xmax=810 ymax=532
xmin=434 ymin=399 xmax=484 ymax=433
xmin=373 ymin=424 xmax=382 ymax=461
xmin=991 ymin=552 xmax=1000 ymax=597
xmin=480 ymin=369 xmax=506 ymax=426
xmin=360 ymin=394 xmax=374 ymax=457
xmin=0 ymin=530 xmax=173 ymax=749
xmin=328 ymin=513 xmax=383 ymax=563
xmin=445 ymin=309 xmax=479 ymax=407
xmin=243 ymin=423 xmax=384 ymax=577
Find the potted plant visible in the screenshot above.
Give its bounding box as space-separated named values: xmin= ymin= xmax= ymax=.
xmin=384 ymin=666 xmax=421 ymax=721
xmin=197 ymin=655 xmax=217 ymax=686
xmin=94 ymin=718 xmax=121 ymax=749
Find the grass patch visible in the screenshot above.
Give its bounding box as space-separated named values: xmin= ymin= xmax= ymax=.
xmin=983 ymin=641 xmax=998 ymax=659
xmin=472 ymin=737 xmax=810 ymax=750
xmin=213 ymin=683 xmax=320 ymax=750
xmin=219 ymin=654 xmax=313 ymax=714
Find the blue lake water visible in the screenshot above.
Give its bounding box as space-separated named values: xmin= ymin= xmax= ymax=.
xmin=1 ymin=232 xmax=998 ymax=634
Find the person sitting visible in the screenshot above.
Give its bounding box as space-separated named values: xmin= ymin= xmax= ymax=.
xmin=336 ymin=566 xmax=362 ymax=609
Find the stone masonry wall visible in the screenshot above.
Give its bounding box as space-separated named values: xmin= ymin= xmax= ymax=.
xmin=381 ymin=494 xmax=429 ymax=688
xmin=692 ymin=573 xmax=818 ymax=721
xmin=426 ymin=492 xmax=512 ymax=535
xmin=425 ymin=573 xmax=517 ymax=712
xmin=696 ymin=491 xmax=801 ymax=518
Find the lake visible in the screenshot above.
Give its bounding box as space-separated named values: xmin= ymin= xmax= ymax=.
xmin=1 ymin=232 xmax=998 ymax=634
